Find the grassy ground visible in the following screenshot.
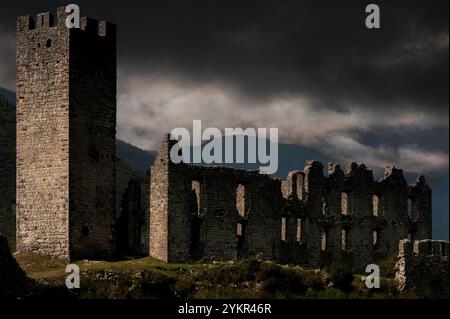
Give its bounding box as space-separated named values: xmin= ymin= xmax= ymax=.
xmin=14 ymin=253 xmax=400 ymax=299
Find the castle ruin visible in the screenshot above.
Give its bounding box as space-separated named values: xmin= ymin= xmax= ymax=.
xmin=13 ymin=8 xmax=447 ymax=281
xmin=149 ymin=136 xmax=433 ymax=272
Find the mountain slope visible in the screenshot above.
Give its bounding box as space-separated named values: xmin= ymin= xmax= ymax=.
xmin=116 ymin=139 xmax=156 ymax=173
xmin=0 ymin=88 xmax=15 ymax=105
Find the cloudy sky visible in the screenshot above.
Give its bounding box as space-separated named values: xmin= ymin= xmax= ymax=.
xmin=0 ymin=0 xmax=448 ymax=175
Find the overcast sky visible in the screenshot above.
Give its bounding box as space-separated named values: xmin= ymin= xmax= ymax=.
xmin=0 ymin=0 xmax=448 ymax=176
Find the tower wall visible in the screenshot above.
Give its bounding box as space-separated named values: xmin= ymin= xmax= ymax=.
xmin=16 ymin=8 xmax=116 ymax=260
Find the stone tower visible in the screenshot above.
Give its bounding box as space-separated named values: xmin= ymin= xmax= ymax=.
xmin=16 ymin=7 xmax=116 ymax=260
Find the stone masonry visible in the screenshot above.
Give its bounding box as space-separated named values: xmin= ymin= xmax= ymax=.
xmin=16 ymin=8 xmax=116 ymax=260
xmin=117 ymin=178 xmax=148 ymax=256
xmin=149 ymin=136 xmax=433 ymax=272
xmin=395 ymin=239 xmax=449 ymax=298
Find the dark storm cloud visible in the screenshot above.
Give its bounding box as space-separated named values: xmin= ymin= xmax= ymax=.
xmin=0 ymin=0 xmax=448 ymax=112
xmin=0 ymin=0 xmax=448 ymax=173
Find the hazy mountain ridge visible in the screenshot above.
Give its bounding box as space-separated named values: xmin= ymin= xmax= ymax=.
xmin=0 ymin=87 xmax=16 ymax=105
xmin=116 ymin=139 xmax=156 ymax=173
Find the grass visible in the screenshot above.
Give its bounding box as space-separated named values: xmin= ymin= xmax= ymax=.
xmin=12 ymin=254 xmax=401 ymax=299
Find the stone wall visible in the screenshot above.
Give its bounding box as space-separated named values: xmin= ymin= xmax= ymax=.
xmin=16 ymin=7 xmax=116 ymax=260
xmin=149 ymin=137 xmax=433 ymax=272
xmin=395 ymin=239 xmax=449 ymax=298
xmin=117 ymin=178 xmax=147 ymax=256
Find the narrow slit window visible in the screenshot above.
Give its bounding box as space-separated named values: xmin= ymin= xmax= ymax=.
xmin=281 ymin=218 xmax=287 ymax=242
xmin=296 ymin=219 xmax=302 ymax=242
xmin=373 ymin=195 xmax=379 ymax=216
xmin=322 ymin=197 xmax=327 ymax=216
xmin=407 ymin=198 xmax=413 ymax=218
xmin=341 ymin=229 xmax=349 ymax=251
xmin=341 ymin=192 xmax=348 ymax=215
xmin=373 ymin=230 xmax=379 ymax=249
xmin=237 ymin=223 xmax=244 ymax=237
xmin=191 ymin=180 xmax=201 ymax=216
xmin=321 ymin=229 xmax=328 ymax=251
xmin=236 ymin=184 xmax=246 ymax=217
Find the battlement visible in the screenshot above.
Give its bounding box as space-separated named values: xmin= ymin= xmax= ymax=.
xmin=287 ymin=162 xmax=411 ymax=186
xmin=17 ymin=7 xmax=115 ymax=38
xmin=399 ymin=239 xmax=449 ymax=258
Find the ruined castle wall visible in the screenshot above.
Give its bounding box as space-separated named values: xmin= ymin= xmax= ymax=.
xmin=168 ymin=165 xmax=282 ymax=263
xmin=149 ymin=136 xmax=173 ymax=262
xmin=339 ymin=164 xmax=376 ymax=271
xmin=278 ymin=171 xmax=307 ymax=263
xmin=186 ymin=167 xmax=282 ymax=261
xmin=301 ymin=161 xmax=325 ymax=267
xmin=118 ymin=178 xmax=146 ymax=256
xmin=149 ymin=136 xmax=433 ymax=272
xmin=322 ymin=164 xmax=347 ymax=264
xmin=395 ymin=239 xmax=449 ymax=298
xmin=280 ymin=162 xmax=427 ymax=272
xmin=409 ymin=176 xmax=432 ymax=240
xmin=377 ymin=168 xmax=411 ymax=256
xmin=16 ymin=8 xmax=116 ymax=259
xmin=149 ymin=137 xmax=282 ymax=263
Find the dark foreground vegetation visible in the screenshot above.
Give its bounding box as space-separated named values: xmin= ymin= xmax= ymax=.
xmin=11 ymin=254 xmax=408 ymax=299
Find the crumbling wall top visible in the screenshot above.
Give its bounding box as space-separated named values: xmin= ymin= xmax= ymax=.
xmin=399 ymin=239 xmax=449 ymax=258
xmin=17 ymin=6 xmax=115 ymax=38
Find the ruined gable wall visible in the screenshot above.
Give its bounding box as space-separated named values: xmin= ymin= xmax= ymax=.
xmin=149 ymin=136 xmax=172 ymax=262
xmin=395 ymin=239 xmax=449 ymax=298
xmin=282 ymin=162 xmax=430 ymax=272
xmin=408 ymin=176 xmax=432 ymax=240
